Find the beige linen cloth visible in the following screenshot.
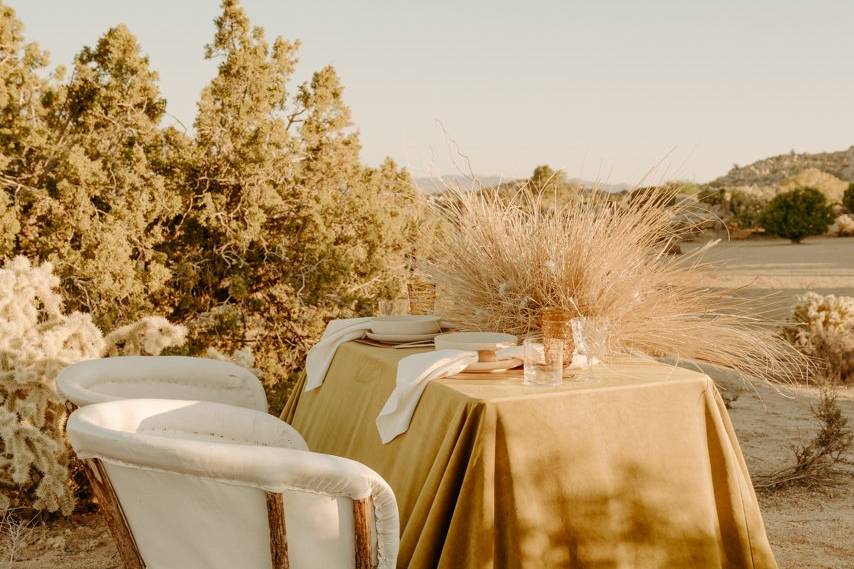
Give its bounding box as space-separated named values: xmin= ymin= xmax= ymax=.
xmin=283 ymin=342 xmax=778 ymax=569
xmin=376 ymin=349 xmax=478 ymax=443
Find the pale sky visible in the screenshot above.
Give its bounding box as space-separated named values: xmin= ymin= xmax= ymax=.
xmin=10 ymin=0 xmax=854 ymax=184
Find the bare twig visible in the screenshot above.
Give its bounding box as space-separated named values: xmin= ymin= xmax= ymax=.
xmin=754 ymin=389 xmax=853 ymax=493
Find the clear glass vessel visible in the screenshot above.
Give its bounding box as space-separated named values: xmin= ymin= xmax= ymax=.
xmin=523 ymin=335 xmax=564 ymax=386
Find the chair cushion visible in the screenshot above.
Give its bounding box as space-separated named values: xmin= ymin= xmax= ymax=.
xmin=67 ymin=400 xmax=398 ymax=568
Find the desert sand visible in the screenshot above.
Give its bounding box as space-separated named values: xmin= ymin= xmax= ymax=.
xmin=686 ymin=235 xmax=854 ymax=321
xmin=2 ymin=237 xmax=853 ymax=569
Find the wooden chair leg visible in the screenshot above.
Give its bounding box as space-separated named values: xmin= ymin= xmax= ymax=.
xmin=353 ymin=497 xmax=372 ymax=569
xmin=266 ymin=492 xmax=289 ymax=569
xmin=83 ymin=459 xmax=146 ymax=569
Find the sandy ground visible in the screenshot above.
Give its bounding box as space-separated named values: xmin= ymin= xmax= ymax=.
xmin=685 ymin=235 xmax=854 ymax=321
xmin=2 ymin=236 xmax=853 ymax=569
xmin=726 ymin=381 xmax=853 ymax=569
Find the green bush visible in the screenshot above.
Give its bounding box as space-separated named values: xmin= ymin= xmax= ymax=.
xmin=730 ymin=190 xmax=770 ymax=229
xmin=760 ymin=188 xmax=834 ymax=243
xmin=0 ymin=0 xmax=418 ymax=412
xmin=843 ymin=183 xmax=854 ymax=213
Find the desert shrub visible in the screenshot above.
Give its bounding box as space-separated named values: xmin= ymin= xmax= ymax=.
xmin=696 ymin=186 xmax=771 ymax=231
xmin=828 ymin=214 xmax=854 ymax=237
xmin=0 ymin=506 xmax=35 ymax=562
xmin=627 ymin=186 xmax=680 ymax=208
xmin=2 ymin=18 xmax=183 ymax=331
xmin=754 ymin=389 xmax=852 ymax=492
xmin=782 ymin=292 xmax=854 ymax=384
xmin=696 ymin=188 xmax=724 ymax=206
xmin=167 ymin=1 xmax=417 ymax=402
xmin=760 ymin=187 xmax=833 ymax=243
xmin=0 ymin=0 xmax=418 ymax=412
xmin=0 ymin=257 xmax=187 ymax=514
xmin=530 ymin=165 xmax=567 ymax=192
xmin=843 ymin=183 xmax=854 ymax=212
xmin=729 ymin=190 xmax=769 ymax=229
xmin=1 ymin=0 xmax=416 ymax=512
xmin=780 ymin=168 xmax=848 ymax=204
xmin=0 ymin=257 xmax=102 ymax=514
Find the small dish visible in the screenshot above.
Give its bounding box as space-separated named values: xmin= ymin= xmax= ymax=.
xmin=434 ymin=332 xmax=517 ymax=361
xmin=365 ymin=331 xmax=439 ymax=343
xmin=464 ymin=358 xmax=523 ymax=373
xmin=370 ymin=315 xmax=441 ymax=335
xmin=434 ymin=332 xmax=517 ymax=351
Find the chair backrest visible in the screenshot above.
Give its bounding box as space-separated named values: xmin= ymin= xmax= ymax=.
xmin=58 ymin=356 xmax=267 ymax=412
xmin=67 ymin=399 xmax=399 ymax=569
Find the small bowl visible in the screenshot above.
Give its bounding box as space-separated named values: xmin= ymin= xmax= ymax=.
xmin=370 ymin=315 xmax=441 ymax=335
xmin=434 ymin=332 xmax=517 ymax=361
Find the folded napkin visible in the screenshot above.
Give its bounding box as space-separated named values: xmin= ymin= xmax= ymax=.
xmin=376 ymin=349 xmax=478 ymax=444
xmin=305 ymin=317 xmax=375 ymax=392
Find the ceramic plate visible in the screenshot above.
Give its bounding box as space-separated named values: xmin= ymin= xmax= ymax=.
xmin=365 ymin=331 xmax=438 ymax=343
xmin=434 ymin=331 xmax=517 ymax=352
xmin=464 ymin=358 xmax=523 ymax=373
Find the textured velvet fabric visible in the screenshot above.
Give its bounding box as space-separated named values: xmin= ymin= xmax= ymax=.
xmin=283 ymin=342 xmax=777 ymax=569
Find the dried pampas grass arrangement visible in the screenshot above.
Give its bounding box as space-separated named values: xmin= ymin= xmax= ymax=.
xmin=424 ymin=187 xmax=810 ymax=384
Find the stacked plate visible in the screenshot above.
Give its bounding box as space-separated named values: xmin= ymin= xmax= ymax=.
xmin=434 ymin=332 xmax=521 ymax=373
xmin=366 ymin=316 xmax=441 ymax=344
xmin=366 ymin=320 xmax=522 ymax=374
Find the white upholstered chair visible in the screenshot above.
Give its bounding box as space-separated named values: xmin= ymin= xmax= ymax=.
xmin=66 ymin=399 xmax=400 ymax=569
xmin=57 ymin=356 xmax=268 ymax=412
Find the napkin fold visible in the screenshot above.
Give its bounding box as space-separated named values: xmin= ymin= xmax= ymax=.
xmin=305 ymin=317 xmax=375 ymax=391
xmin=376 ymin=349 xmax=478 ymax=444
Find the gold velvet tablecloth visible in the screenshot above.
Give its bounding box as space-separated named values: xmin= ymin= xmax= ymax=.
xmin=281 ymin=342 xmax=777 ymax=569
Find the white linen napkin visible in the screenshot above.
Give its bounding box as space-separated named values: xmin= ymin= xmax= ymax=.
xmin=376 ymin=349 xmax=478 ymax=444
xmin=304 ymin=317 xmax=375 ymax=392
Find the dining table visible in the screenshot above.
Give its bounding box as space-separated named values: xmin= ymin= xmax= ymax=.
xmin=281 ymin=341 xmax=778 ymax=569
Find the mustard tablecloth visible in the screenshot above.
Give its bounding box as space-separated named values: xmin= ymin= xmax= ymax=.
xmin=282 ymin=342 xmax=777 ymax=569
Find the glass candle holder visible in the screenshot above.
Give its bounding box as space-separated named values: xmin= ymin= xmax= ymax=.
xmin=540 ymin=307 xmax=574 ymax=369
xmin=571 ymin=317 xmax=610 ymax=380
xmin=523 ymin=335 xmax=564 ymax=386
xmin=407 ymin=280 xmax=436 ymax=315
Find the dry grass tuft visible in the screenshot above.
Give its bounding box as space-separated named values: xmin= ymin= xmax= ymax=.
xmin=424 ymin=187 xmax=811 ymax=384
xmin=754 ymin=389 xmax=853 ymax=492
xmin=0 ymin=509 xmax=37 ymax=564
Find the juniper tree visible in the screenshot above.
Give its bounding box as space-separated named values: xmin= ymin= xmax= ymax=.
xmin=2 ymin=13 xmax=182 ymax=330
xmin=0 ymin=1 xmax=53 ymax=256
xmin=174 ymin=0 xmax=416 ymax=395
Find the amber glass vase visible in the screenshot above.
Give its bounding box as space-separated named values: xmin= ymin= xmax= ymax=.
xmin=540 ymin=307 xmax=575 ymax=368
xmin=407 ymin=280 xmax=437 ymax=315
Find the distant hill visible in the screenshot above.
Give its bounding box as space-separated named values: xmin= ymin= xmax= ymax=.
xmin=566 ymin=178 xmax=632 ymax=194
xmin=413 ymin=175 xmax=505 ymax=194
xmin=707 ymin=146 xmax=854 ymax=188
xmin=414 ymin=175 xmax=631 ymax=194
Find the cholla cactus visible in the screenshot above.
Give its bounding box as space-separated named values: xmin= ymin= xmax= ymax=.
xmin=0 ymin=257 xmax=189 ymax=513
xmin=0 ymin=257 xmax=103 ymax=513
xmin=783 ymin=292 xmax=854 ymax=383
xmin=828 ymin=214 xmax=854 ymax=236
xmin=102 ymin=316 xmax=187 ymax=357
